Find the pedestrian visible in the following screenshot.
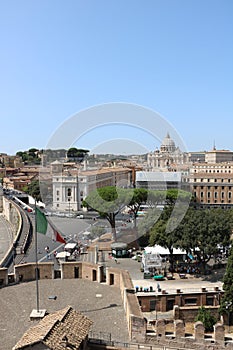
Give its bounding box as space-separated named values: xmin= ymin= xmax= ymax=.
xmin=114 ymin=257 xmax=118 ymax=264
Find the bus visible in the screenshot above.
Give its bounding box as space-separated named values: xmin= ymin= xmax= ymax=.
xmin=13 ymin=196 xmax=34 ymax=213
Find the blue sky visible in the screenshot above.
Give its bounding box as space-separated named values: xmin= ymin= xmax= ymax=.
xmin=0 ymin=0 xmax=232 ymax=155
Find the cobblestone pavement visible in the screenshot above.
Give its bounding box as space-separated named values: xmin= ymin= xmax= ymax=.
xmin=0 ymin=279 xmax=129 ymax=350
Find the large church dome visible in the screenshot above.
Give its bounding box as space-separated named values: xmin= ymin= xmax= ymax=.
xmin=160 ymin=132 xmax=176 ymax=152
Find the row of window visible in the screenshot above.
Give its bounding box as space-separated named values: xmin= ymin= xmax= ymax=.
xmin=200 ymin=200 xmax=232 ymax=204
xmin=194 ymin=169 xmax=232 ymax=173
xmin=194 ymin=165 xmax=233 ymax=169
xmin=194 ymin=186 xmax=232 ymax=190
xmin=194 ymin=191 xmax=232 ymax=199
xmin=193 ymin=178 xmax=232 ymax=183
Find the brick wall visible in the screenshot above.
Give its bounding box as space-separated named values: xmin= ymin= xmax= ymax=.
xmin=175 ymin=305 xmax=220 ymax=323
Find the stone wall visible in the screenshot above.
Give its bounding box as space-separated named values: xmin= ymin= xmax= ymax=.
xmin=137 ymin=286 xmax=223 ymax=319
xmin=0 ymin=267 xmax=8 ymax=286
xmin=0 ymin=198 xmax=22 ymax=267
xmin=3 ymin=197 xmax=21 ymax=238
xmin=61 ymin=261 xmax=83 ymax=279
xmin=174 ymin=305 xmax=221 ymax=323
xmin=146 ymin=319 xmax=233 ymax=349
xmin=3 ymin=261 xmax=233 ymax=348
xmin=14 ymin=262 xmax=54 ymax=282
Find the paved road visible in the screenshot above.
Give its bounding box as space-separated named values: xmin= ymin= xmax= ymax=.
xmin=20 ymin=215 xmax=93 ymax=263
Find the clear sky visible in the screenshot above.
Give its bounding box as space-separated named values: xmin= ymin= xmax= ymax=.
xmin=0 ymin=0 xmax=232 ymax=155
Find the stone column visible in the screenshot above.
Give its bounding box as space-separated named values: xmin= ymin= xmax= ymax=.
xmin=60 ymin=263 xmax=64 ymax=279
xmin=156 ymin=319 xmax=166 ymax=338
xmin=194 ymin=321 xmax=205 ymax=342
xmin=105 ymin=267 xmax=110 ymax=285
xmin=214 ymin=323 xmax=225 ymax=346
xmin=173 ymin=305 xmax=180 ymax=320
xmin=97 ymin=265 xmax=102 ymax=283
xmin=201 ymin=287 xmax=207 ymax=305
xmin=174 ymin=319 xmax=185 ymax=338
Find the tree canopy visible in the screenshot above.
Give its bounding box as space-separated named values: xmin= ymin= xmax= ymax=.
xmin=67 ymin=147 xmax=89 ymax=162
xmin=195 ymin=306 xmax=217 ymax=332
xmin=82 ymin=186 xmax=130 ymax=241
xmin=220 ymin=245 xmax=233 ymax=320
xmin=148 ymin=207 xmax=232 ymax=272
xmin=16 ymin=148 xmax=41 ymax=164
xmin=23 ymin=179 xmax=42 ymax=201
xmin=126 ymin=188 xmax=148 ymax=228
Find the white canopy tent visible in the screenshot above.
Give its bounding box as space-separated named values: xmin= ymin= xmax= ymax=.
xmin=144 ymin=245 xmax=186 ymax=256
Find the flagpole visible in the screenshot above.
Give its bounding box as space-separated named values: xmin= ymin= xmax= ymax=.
xmin=34 ymin=198 xmax=40 ymax=312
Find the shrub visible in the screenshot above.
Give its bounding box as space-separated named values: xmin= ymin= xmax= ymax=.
xmin=195 ymin=306 xmax=217 ymax=332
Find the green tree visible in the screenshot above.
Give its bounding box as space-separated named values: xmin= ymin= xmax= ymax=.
xmin=28 ymin=148 xmax=39 ymax=157
xmin=145 ymin=201 xmax=231 ymax=273
xmin=126 ymin=188 xmax=148 ymax=228
xmin=148 ymin=205 xmax=181 ymax=273
xmin=177 ymin=208 xmax=231 ymax=272
xmin=67 ymin=148 xmax=89 ymax=162
xmin=16 ymin=148 xmax=41 ymax=164
xmin=90 ymin=226 xmax=106 ymax=239
xmin=83 ymin=186 xmax=130 ymax=241
xmin=195 ymin=306 xmax=217 ymax=332
xmin=23 ymin=179 xmax=42 ymax=201
xmin=220 ymin=245 xmax=233 ymax=324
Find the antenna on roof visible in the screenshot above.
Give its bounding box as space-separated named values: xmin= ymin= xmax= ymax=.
xmin=213 ymin=140 xmax=216 ymax=151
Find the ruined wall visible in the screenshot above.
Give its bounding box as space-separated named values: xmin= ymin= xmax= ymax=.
xmin=146 ymin=319 xmax=233 ymax=349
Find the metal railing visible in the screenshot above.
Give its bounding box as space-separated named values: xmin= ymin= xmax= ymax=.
xmin=88 ymin=331 xmax=194 ymax=350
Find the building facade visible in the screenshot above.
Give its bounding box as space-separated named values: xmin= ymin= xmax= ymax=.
xmin=189 ymin=162 xmax=233 ymax=208
xmin=52 ymin=167 xmax=132 ymax=211
xmin=147 ymin=133 xmax=189 ymax=171
xmin=136 ymin=171 xmax=182 ymax=190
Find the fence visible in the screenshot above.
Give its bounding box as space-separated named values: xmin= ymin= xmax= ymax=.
xmin=88 ymin=331 xmax=194 ymax=350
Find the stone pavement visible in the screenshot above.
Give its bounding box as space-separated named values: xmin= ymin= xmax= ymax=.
xmin=0 ymin=279 xmax=130 ymax=350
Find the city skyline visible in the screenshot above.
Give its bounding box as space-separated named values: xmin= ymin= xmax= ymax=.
xmin=0 ymin=1 xmax=232 ymax=155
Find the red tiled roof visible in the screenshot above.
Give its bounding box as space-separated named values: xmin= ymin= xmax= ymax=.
xmin=13 ymin=306 xmax=93 ymax=350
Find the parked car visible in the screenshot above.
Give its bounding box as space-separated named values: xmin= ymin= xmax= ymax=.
xmin=76 ymin=214 xmax=84 ymax=219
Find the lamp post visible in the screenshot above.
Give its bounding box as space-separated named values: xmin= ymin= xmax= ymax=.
xmin=68 ymin=197 xmax=71 ymax=215
xmin=225 ymin=301 xmax=232 ymax=333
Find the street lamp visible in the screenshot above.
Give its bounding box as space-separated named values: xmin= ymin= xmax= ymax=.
xmin=67 ymin=188 xmax=72 ymax=215
xmin=225 ymin=301 xmax=232 ymax=333
xmin=68 ymin=197 xmax=71 ymax=215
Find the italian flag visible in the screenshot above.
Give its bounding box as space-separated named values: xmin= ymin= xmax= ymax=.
xmin=36 ymin=208 xmax=66 ymax=244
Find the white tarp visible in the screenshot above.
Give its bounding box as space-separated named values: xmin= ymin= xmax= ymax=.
xmin=82 ymin=231 xmax=91 ymax=236
xmin=64 ymin=243 xmax=77 ymax=250
xmin=56 ymin=251 xmax=71 ymax=259
xmin=144 ymin=245 xmax=186 ymax=255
